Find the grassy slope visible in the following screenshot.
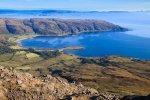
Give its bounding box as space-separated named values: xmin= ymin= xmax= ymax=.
xmin=0 ymin=50 xmax=150 ymax=96
xmin=0 ymin=35 xmax=150 ymax=96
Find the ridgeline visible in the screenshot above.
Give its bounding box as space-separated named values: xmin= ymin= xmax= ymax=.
xmin=0 ymin=18 xmax=127 ymax=36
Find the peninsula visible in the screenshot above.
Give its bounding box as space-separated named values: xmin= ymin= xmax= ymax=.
xmin=0 ymin=18 xmax=127 ymax=36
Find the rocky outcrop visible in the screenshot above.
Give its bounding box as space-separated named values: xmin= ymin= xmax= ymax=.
xmin=0 ymin=66 xmax=121 ymax=100
xmin=0 ymin=66 xmax=149 ymax=100
xmin=0 ymin=18 xmax=127 ymax=36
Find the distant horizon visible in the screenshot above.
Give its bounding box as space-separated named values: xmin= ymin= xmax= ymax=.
xmin=0 ymin=9 xmax=149 ymax=12
xmin=0 ymin=0 xmax=150 ymax=11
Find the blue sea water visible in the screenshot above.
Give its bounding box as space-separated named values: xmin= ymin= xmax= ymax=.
xmin=3 ymin=11 xmax=150 ymax=59
xmin=21 ymin=32 xmax=150 ymax=59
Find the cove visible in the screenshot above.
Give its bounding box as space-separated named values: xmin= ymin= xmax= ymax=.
xmin=21 ymin=32 xmax=150 ymax=60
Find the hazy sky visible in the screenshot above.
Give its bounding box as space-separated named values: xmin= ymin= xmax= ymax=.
xmin=0 ymin=0 xmax=150 ymax=11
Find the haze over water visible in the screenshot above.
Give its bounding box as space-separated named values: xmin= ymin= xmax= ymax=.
xmin=4 ymin=11 xmax=150 ymax=59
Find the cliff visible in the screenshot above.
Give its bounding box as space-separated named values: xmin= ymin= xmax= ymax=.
xmin=0 ymin=18 xmax=127 ymax=35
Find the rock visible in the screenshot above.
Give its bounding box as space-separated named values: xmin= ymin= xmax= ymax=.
xmin=17 ymin=80 xmax=22 ymax=85
xmin=0 ymin=66 xmax=101 ymax=100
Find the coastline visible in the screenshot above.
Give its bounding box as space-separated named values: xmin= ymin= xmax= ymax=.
xmin=14 ymin=34 xmax=40 ymax=49
xmin=15 ymin=34 xmax=85 ymax=51
xmin=16 ymin=35 xmax=39 ymax=43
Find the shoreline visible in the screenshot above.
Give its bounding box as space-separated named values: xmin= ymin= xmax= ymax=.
xmin=15 ymin=34 xmax=85 ymax=52
xmin=16 ymin=35 xmax=39 ymax=43
xmin=13 ymin=33 xmax=148 ymax=60
xmin=15 ymin=34 xmax=40 ymax=49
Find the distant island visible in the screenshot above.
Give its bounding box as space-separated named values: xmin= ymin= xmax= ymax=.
xmin=0 ymin=18 xmax=127 ymax=36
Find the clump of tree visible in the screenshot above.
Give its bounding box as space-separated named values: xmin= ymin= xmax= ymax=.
xmin=80 ymin=58 xmax=96 ymax=64
xmin=0 ymin=45 xmax=16 ymax=54
xmin=36 ymin=50 xmax=61 ymax=59
xmin=52 ymin=70 xmax=63 ymax=76
xmin=27 ymin=48 xmax=61 ymax=59
xmin=80 ymin=57 xmax=110 ymax=66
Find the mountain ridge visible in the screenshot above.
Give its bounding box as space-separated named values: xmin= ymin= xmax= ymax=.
xmin=0 ymin=18 xmax=127 ymax=36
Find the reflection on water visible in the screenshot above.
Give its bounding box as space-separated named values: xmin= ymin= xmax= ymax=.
xmin=21 ymin=32 xmax=150 ymax=59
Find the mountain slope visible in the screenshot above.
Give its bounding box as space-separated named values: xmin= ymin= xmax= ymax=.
xmin=0 ymin=66 xmax=119 ymax=100
xmin=0 ymin=18 xmax=127 ymax=35
xmin=1 ymin=66 xmax=150 ymax=100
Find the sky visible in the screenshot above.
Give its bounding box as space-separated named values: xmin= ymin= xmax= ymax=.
xmin=0 ymin=0 xmax=150 ymax=11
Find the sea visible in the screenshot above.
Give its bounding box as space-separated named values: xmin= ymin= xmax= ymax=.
xmin=1 ymin=10 xmax=150 ymax=59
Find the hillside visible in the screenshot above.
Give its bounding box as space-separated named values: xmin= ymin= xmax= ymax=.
xmin=0 ymin=39 xmax=150 ymax=99
xmin=0 ymin=66 xmax=119 ymax=100
xmin=0 ymin=44 xmax=150 ymax=96
xmin=1 ymin=66 xmax=150 ymax=100
xmin=0 ymin=18 xmax=127 ymax=35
